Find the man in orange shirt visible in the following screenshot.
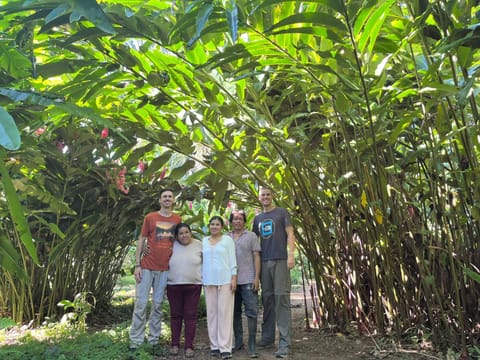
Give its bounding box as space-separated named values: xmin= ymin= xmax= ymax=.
xmin=129 ymin=188 xmax=182 ymax=355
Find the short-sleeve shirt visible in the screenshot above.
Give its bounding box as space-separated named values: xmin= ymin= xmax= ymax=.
xmin=140 ymin=211 xmax=182 ymax=271
xmin=228 ymin=230 xmax=260 ymax=285
xmin=252 ymin=207 xmax=291 ymax=261
xmin=168 ymin=239 xmax=202 ymax=285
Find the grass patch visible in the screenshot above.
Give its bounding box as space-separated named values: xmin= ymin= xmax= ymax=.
xmin=0 ymin=321 xmax=170 ymax=359
xmin=0 ymin=275 xmax=170 ymax=360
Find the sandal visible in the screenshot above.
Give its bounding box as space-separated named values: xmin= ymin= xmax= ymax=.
xmin=169 ymin=346 xmax=179 ymax=355
xmin=185 ymin=348 xmax=195 ymax=358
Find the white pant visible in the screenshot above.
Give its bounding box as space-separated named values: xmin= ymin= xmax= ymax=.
xmin=204 ymin=284 xmax=235 ymax=353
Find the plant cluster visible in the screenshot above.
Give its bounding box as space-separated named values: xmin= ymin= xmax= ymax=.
xmin=0 ymin=0 xmax=479 ymax=355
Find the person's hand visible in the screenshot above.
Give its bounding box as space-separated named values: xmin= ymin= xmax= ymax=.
xmin=231 ymin=277 xmax=237 ymax=293
xmin=134 ymin=266 xmax=142 ymax=283
xmin=287 ymin=253 xmax=295 ymax=269
xmin=142 ymin=244 xmax=151 ymax=257
xmin=252 ymin=278 xmax=260 ymax=292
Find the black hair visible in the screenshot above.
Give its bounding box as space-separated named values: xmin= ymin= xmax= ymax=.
xmin=209 ymin=215 xmax=225 ymax=227
xmin=175 ymin=223 xmax=192 ymax=237
xmin=229 ymin=210 xmax=246 ymax=223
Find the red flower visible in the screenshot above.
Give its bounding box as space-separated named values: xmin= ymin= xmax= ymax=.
xmin=100 ymin=128 xmax=109 ymax=139
xmin=115 ymin=167 xmax=129 ymax=194
xmin=137 ymin=161 xmax=145 ymax=172
xmin=407 ymin=206 xmax=415 ymax=219
xmin=35 ymin=127 xmax=45 ymax=136
xmin=160 ymin=166 xmax=167 ymax=179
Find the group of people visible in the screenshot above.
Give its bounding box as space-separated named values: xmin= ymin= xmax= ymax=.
xmin=128 ymin=186 xmax=296 ymax=359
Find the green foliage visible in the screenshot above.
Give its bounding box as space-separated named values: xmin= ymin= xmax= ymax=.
xmin=57 ymin=293 xmax=96 ymax=331
xmin=0 ymin=0 xmax=479 ymax=353
xmin=0 ymin=107 xmax=20 ymax=150
xmin=0 ymin=317 xmax=16 ymax=329
xmin=0 ymin=323 xmax=162 ymax=360
xmin=0 ymin=275 xmax=168 ymax=360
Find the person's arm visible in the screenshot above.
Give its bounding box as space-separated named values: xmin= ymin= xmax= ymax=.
xmin=231 ymin=274 xmax=237 ymax=292
xmin=252 ymin=251 xmax=261 ymax=291
xmin=227 ymin=235 xmax=238 ymax=292
xmin=285 ymin=225 xmax=295 ymax=269
xmin=134 ymin=234 xmax=147 ymax=283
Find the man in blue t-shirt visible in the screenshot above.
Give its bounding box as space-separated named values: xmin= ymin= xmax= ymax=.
xmin=252 ymin=187 xmax=296 ymax=359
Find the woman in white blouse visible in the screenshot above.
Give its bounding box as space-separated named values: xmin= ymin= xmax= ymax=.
xmin=202 ymin=216 xmax=237 ymax=359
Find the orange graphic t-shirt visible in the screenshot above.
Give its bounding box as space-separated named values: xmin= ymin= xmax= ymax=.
xmin=139 ymin=212 xmax=182 ymax=271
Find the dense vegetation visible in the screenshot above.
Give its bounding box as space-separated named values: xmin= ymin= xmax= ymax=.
xmin=1 ymin=0 xmax=479 ymax=356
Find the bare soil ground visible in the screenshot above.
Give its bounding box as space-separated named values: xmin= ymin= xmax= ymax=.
xmin=0 ymin=286 xmax=442 ymax=359
xmin=167 ymin=289 xmax=442 ymax=360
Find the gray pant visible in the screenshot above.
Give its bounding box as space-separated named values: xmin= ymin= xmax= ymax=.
xmin=129 ymin=269 xmax=168 ymax=348
xmin=260 ymin=259 xmax=291 ymax=352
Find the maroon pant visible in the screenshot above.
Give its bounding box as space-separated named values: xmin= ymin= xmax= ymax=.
xmin=166 ymin=284 xmax=202 ymax=349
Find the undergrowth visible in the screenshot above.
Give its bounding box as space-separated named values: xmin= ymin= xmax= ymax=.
xmin=0 ymin=275 xmax=172 ymax=360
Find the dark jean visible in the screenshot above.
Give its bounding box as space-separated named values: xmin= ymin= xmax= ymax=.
xmin=233 ymin=283 xmax=258 ymax=348
xmin=166 ymin=284 xmax=202 ymax=349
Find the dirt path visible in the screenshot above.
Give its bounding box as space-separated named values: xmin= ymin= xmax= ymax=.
xmin=166 ymin=290 xmax=437 ymax=360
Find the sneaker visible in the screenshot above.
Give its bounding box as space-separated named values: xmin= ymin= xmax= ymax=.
xmin=169 ymin=346 xmax=179 ymax=355
xmin=210 ymin=349 xmax=221 ymax=357
xmin=221 ymin=352 xmax=232 ymax=359
xmin=185 ymin=348 xmax=195 ymax=358
xmin=257 ymin=340 xmax=274 ymax=348
xmin=275 ymin=350 xmax=288 ymax=358
xmin=233 ymin=343 xmax=244 ymax=352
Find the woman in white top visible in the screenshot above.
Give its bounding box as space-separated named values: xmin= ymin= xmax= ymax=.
xmin=202 ymin=216 xmax=237 ymax=359
xmin=167 ymin=223 xmax=202 ymax=358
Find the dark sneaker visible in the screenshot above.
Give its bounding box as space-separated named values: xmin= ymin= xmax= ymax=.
xmin=233 ymin=344 xmax=244 ymax=352
xmin=257 ymin=340 xmax=274 ymax=348
xmin=210 ymin=349 xmax=221 ymax=357
xmin=221 ymin=352 xmax=232 ymax=359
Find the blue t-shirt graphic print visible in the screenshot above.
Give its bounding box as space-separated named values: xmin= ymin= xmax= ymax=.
xmin=260 ymin=219 xmax=274 ymax=239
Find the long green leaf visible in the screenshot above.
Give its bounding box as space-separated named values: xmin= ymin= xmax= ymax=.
xmin=187 ymin=2 xmax=214 ymax=48
xmin=226 ymin=1 xmax=238 ymax=43
xmin=255 ymin=0 xmax=343 ymax=14
xmin=0 ymin=88 xmax=127 ymax=141
xmin=0 ymin=107 xmax=21 ymax=150
xmin=464 ymin=267 xmax=480 ymax=284
xmin=0 ymin=235 xmax=28 ymax=281
xmin=0 ymin=149 xmax=39 ymax=265
xmin=355 ymin=0 xmax=395 ymax=55
xmin=70 ymin=0 xmax=116 ymax=34
xmin=45 ymin=3 xmax=70 ymax=24
xmin=267 ymin=12 xmax=347 ymax=33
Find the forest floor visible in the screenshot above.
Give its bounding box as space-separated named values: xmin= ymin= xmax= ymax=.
xmin=0 ymin=281 xmax=449 ymax=360
xmin=163 ymin=287 xmax=444 ymax=360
